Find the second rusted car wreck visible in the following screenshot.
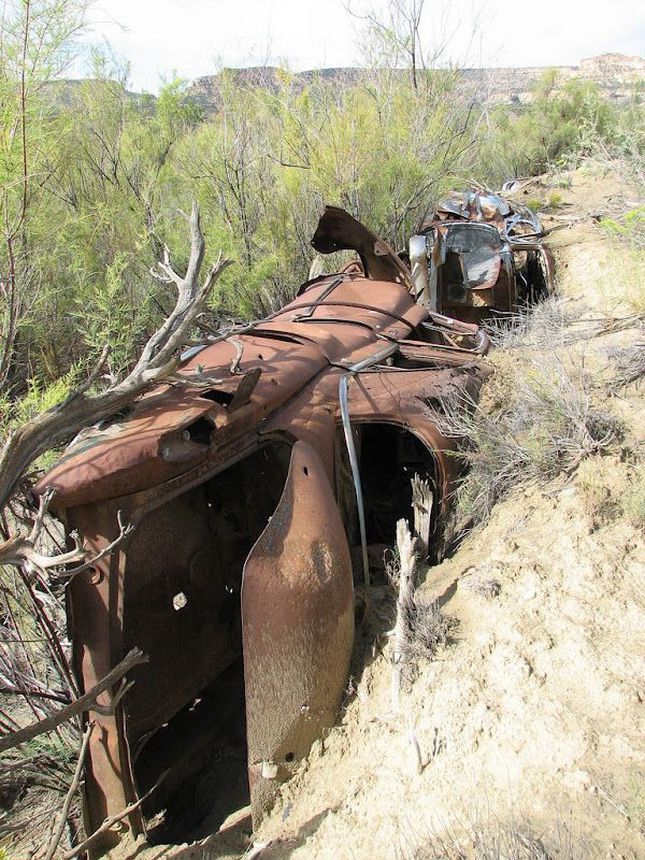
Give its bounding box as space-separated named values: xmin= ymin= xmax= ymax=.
xmin=408 ymin=189 xmax=554 ymax=322
xmin=38 ymin=207 xmax=493 ymax=853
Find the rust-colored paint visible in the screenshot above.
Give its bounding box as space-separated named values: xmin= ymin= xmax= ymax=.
xmin=36 ymin=207 xmax=494 ymax=853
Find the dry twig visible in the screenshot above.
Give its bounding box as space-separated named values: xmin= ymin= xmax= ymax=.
xmin=44 ymin=722 xmax=94 ymax=860
xmin=0 ymin=647 xmax=148 ymax=753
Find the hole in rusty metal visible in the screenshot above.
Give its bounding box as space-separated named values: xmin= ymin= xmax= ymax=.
xmin=200 ymin=389 xmax=234 ymax=406
xmin=285 ymin=752 xmax=295 ymax=763
xmin=182 ymin=417 xmax=214 ymax=445
xmin=173 ymin=592 xmax=188 ymax=611
xmin=303 ymin=466 xmax=309 ymax=476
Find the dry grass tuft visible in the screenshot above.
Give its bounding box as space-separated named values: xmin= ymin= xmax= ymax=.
xmin=0 ymin=560 xmax=81 ymax=856
xmin=385 ymin=548 xmax=456 ymax=667
xmin=483 ymin=297 xmax=581 ymax=351
xmin=413 ymin=818 xmax=584 ymax=860
xmin=608 ymin=340 xmax=645 ymax=389
xmin=461 ymin=570 xmax=502 ymax=599
xmin=428 ymin=349 xmax=623 ymax=527
xmin=403 ymin=599 xmax=455 ymax=661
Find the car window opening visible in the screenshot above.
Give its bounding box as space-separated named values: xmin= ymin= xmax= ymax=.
xmin=336 ymin=423 xmax=439 ymax=578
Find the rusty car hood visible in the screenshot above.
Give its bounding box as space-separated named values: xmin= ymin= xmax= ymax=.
xmin=37 ymin=272 xmax=484 ymax=508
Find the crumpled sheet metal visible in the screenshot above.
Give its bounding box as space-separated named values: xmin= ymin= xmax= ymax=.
xmin=412 ymin=189 xmax=553 ymax=321
xmin=424 ymin=189 xmax=544 ymax=240
xmin=36 ymin=206 xmax=493 ymax=853
xmin=38 ymin=273 xmax=483 ymax=509
xmin=311 ymin=205 xmax=412 ymax=288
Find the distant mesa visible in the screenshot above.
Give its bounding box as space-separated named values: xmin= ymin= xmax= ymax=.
xmin=186 ymin=53 xmax=643 ymax=114
xmin=48 ymin=53 xmax=644 ymax=113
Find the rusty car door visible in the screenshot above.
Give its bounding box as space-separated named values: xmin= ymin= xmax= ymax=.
xmin=241 ymin=439 xmax=354 ymax=822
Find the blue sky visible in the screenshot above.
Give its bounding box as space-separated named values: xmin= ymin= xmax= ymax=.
xmin=85 ymin=0 xmax=644 ymax=93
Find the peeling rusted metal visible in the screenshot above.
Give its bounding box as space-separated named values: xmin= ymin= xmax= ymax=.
xmin=242 ymin=441 xmax=354 ymax=823
xmin=36 ymin=206 xmax=494 ymax=854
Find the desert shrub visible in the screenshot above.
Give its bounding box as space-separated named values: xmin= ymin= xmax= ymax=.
xmin=601 ymin=206 xmax=645 ymax=251
xmin=428 ymin=344 xmax=624 ymax=527
xmin=0 ymin=566 xmax=79 ymax=857
xmin=524 ymin=196 xmax=543 ymax=212
xmin=608 ymin=340 xmax=645 ymax=389
xmin=483 ymin=297 xmax=581 ymax=351
xmin=413 ymin=818 xmax=582 ymax=860
xmin=474 ymin=73 xmax=624 ymax=182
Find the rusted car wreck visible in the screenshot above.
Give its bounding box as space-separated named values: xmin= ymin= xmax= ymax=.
xmin=408 ymin=189 xmax=554 ymax=322
xmin=38 ymin=207 xmax=493 ymax=852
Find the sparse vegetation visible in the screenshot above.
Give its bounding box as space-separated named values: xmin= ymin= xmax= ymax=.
xmin=608 ymin=340 xmax=645 ymax=388
xmin=386 ymin=541 xmax=454 ymax=661
xmin=547 ymin=191 xmax=563 ymax=208
xmin=413 ymin=815 xmax=583 ymax=860
xmin=403 ymin=598 xmax=455 ymax=661
xmin=429 ymin=318 xmax=625 ymax=527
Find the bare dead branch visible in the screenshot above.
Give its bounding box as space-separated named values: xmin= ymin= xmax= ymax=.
xmin=229 ymin=337 xmax=244 ymax=374
xmin=0 ymin=531 xmax=84 ymax=571
xmin=409 ymin=727 xmax=424 ymax=774
xmin=44 ymin=722 xmax=94 ymax=860
xmin=0 ymin=203 xmax=231 ymax=511
xmin=0 ymin=647 xmax=148 ymax=753
xmin=412 ymin=475 xmax=432 ymax=561
xmin=51 ymin=511 xmax=133 ymax=581
xmin=28 ymin=486 xmax=55 ymax=544
xmin=61 ymin=772 xmax=167 ymax=860
xmin=391 ymin=518 xmax=416 ymax=712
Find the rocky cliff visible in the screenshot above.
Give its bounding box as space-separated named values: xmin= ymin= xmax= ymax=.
xmin=184 ymin=53 xmax=644 ymax=114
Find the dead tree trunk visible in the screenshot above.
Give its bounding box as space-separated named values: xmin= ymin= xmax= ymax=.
xmin=0 ymin=203 xmax=231 ymax=567
xmin=411 ymin=474 xmax=432 ymax=561
xmin=391 ymin=518 xmax=416 ymax=712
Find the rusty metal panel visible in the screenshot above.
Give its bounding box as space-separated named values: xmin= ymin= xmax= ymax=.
xmin=241 ymin=440 xmax=354 ymax=822
xmin=65 ymin=501 xmax=142 ymax=854
xmin=311 ymin=205 xmax=412 ymax=288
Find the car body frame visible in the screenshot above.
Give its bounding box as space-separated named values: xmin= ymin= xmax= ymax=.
xmin=38 ymin=207 xmax=493 ymax=853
